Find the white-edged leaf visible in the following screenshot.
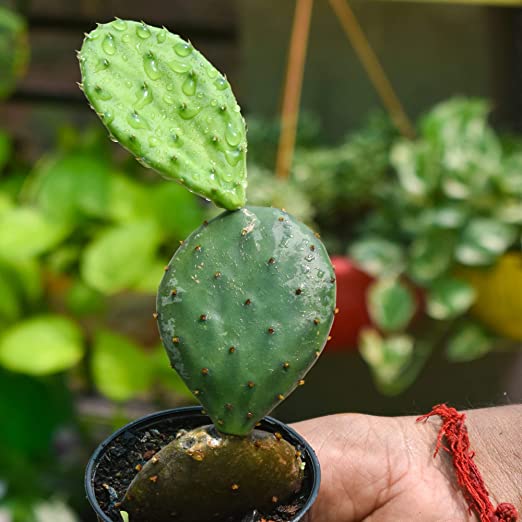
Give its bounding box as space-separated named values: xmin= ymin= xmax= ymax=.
xmin=349 ymin=238 xmax=404 ymax=277
xmin=427 ymin=277 xmax=476 ymax=320
xmin=367 ymin=278 xmax=415 ymax=332
xmin=446 ymin=323 xmax=493 ymax=362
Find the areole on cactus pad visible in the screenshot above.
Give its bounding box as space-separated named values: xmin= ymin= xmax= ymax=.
xmin=78 ymin=19 xmax=247 ymax=210
xmin=156 ymin=206 xmax=336 ymax=435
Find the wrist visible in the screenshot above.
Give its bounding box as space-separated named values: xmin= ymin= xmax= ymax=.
xmin=465 ymin=405 xmax=522 ymax=510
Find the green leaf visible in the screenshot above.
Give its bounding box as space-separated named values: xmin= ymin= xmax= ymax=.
xmin=27 ymin=152 xmax=110 ymax=222
xmin=0 ymin=192 xmax=13 ymax=215
xmin=349 ymin=238 xmax=404 ymax=277
xmin=446 ymin=322 xmax=493 ymax=362
xmin=359 ymin=328 xmax=432 ymax=396
xmin=0 ymin=207 xmax=69 ymax=260
xmin=132 ymin=259 xmax=165 ymax=294
xmin=107 ymin=174 xmax=151 ymax=223
xmin=120 ymin=512 xmax=130 ymax=522
xmin=151 ymin=182 xmax=205 ymax=239
xmin=367 ymin=278 xmax=415 ymax=332
xmin=65 ymin=279 xmax=105 ymax=316
xmin=408 ymin=230 xmax=455 ymax=283
xmin=91 ymin=330 xmax=153 ymax=402
xmin=427 ymin=277 xmax=476 ymax=320
xmin=0 ymin=266 xmax=21 ymax=322
xmin=0 ymin=316 xmax=83 ymax=375
xmin=81 ymin=220 xmax=161 ymax=294
xmin=456 ymin=218 xmax=517 ymax=266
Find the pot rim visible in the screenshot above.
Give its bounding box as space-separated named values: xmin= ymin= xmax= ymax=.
xmin=85 ymin=405 xmax=320 ymax=522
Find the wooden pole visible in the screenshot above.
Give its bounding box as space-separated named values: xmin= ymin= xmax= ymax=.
xmin=329 ymin=0 xmax=416 ymax=139
xmin=275 ymin=0 xmax=314 ymax=179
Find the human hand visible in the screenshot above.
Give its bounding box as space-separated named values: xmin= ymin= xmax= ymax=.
xmin=292 ymin=406 xmax=521 ymax=521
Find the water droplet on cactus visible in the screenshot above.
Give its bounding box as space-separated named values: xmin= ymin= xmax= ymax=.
xmin=163 ymin=94 xmax=175 ymax=105
xmin=174 ymin=41 xmax=193 ymax=57
xmin=168 ymin=60 xmax=190 ymax=74
xmin=225 ymin=148 xmax=242 ymax=167
xmin=143 ymin=52 xmax=161 ymax=80
xmin=122 ymin=33 xmax=131 ymax=43
xmin=182 ymin=73 xmax=197 ymax=96
xmin=225 ymin=122 xmax=241 ymax=147
xmin=135 ymin=82 xmax=154 ymax=109
xmin=179 ymin=103 xmax=202 ymax=120
xmin=127 ymin=110 xmax=150 ymax=130
xmin=157 ymin=28 xmax=167 ymax=43
xmin=113 ymin=18 xmax=127 ymax=31
xmin=94 ymin=59 xmax=110 ymax=73
xmin=214 ymin=76 xmax=228 ymax=91
xmin=148 ymin=136 xmax=159 ymax=148
xmin=137 ymin=22 xmax=152 ymax=39
xmin=206 ymin=65 xmax=218 ymax=79
xmin=103 ymin=111 xmax=114 ymax=124
xmin=102 ymin=33 xmax=116 ymax=55
xmin=94 ymin=85 xmax=112 ymax=101
xmin=210 ymin=99 xmax=217 ymax=107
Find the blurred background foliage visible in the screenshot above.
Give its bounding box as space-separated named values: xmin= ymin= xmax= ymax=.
xmin=0 ymin=0 xmax=521 ymax=520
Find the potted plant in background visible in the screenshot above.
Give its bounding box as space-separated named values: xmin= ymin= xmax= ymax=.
xmin=348 ymin=98 xmax=522 ymax=394
xmin=78 ymin=19 xmax=336 ymax=521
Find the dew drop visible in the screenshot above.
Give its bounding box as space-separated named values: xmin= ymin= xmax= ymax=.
xmin=215 ymin=76 xmax=228 ymax=91
xmin=137 ymin=22 xmax=152 ymax=39
xmin=157 ymin=28 xmax=167 ymax=43
xmin=135 ymin=82 xmax=153 ymax=109
xmin=168 ymin=60 xmax=190 ymax=74
xmin=206 ymin=65 xmax=218 ymax=79
xmin=225 ymin=148 xmax=242 ymax=167
xmin=127 ymin=111 xmax=150 ymax=130
xmin=113 ymin=18 xmax=127 ymax=31
xmin=174 ymin=41 xmax=193 ymax=57
xmin=148 ymin=136 xmax=159 ymax=148
xmin=225 ymin=122 xmax=241 ymax=147
xmin=94 ymin=59 xmax=110 ymax=72
xmin=210 ymin=99 xmax=217 ymax=107
xmin=122 ymin=33 xmax=131 ymax=43
xmin=103 ymin=111 xmax=114 ymax=124
xmin=143 ymin=52 xmax=161 ymax=80
xmin=182 ymin=73 xmax=197 ymax=96
xmin=102 ymin=33 xmax=116 ymax=55
xmin=163 ymin=94 xmax=176 ymax=105
xmin=179 ymin=103 xmax=202 ymax=120
xmin=94 ymin=85 xmax=112 ymax=101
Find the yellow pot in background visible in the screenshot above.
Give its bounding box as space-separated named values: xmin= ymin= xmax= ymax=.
xmin=459 ymin=253 xmax=522 ymax=341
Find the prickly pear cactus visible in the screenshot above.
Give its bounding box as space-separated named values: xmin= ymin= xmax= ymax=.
xmin=123 ymin=425 xmax=304 ymax=521
xmin=0 ymin=7 xmax=29 ymax=100
xmin=78 ymin=20 xmax=246 ymax=210
xmin=157 ymin=206 xmax=336 ymax=435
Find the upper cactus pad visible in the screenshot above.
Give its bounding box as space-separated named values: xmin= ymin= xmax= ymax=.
xmin=156 ymin=207 xmax=336 ymax=435
xmin=78 ymin=20 xmax=247 ymax=210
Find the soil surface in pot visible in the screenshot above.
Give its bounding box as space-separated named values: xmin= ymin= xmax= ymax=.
xmin=93 ymin=416 xmax=312 ymax=522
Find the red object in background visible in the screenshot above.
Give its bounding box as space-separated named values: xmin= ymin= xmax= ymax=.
xmin=326 ymin=256 xmax=374 ymax=352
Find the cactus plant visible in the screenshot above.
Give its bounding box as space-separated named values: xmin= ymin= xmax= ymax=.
xmin=156 ymin=206 xmax=336 ymax=435
xmin=80 ymin=20 xmax=336 ymax=522
xmin=78 ymin=19 xmax=247 ymax=210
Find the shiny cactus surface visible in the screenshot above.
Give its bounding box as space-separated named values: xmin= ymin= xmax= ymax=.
xmin=157 ymin=206 xmax=336 ymax=435
xmin=123 ymin=425 xmax=304 ymax=521
xmin=78 ymin=19 xmax=247 ymax=210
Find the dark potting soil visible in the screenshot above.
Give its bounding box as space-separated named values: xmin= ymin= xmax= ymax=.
xmin=93 ymin=417 xmax=310 ymax=522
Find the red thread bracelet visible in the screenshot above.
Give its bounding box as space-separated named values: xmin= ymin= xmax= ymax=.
xmin=417 ymin=404 xmax=519 ymax=522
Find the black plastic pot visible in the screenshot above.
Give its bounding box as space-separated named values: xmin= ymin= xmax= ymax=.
xmin=85 ymin=406 xmax=321 ymax=522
